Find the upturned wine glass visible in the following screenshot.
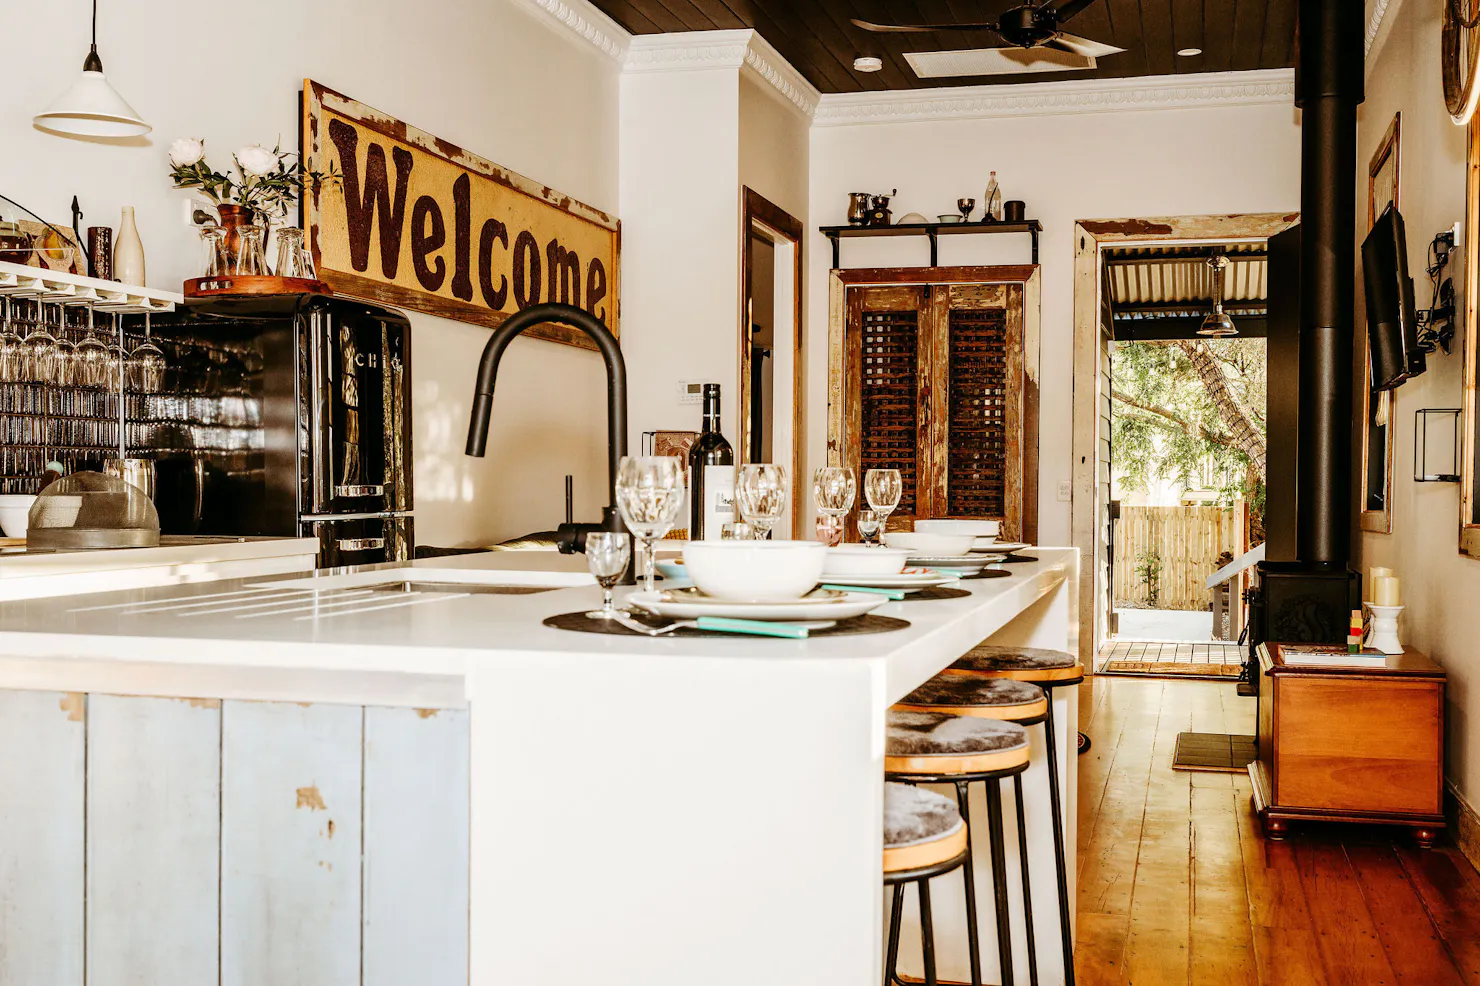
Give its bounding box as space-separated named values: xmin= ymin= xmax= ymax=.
xmin=129 ymin=313 xmax=166 ymax=394
xmin=23 ymin=303 xmax=58 ymax=385
xmin=615 ymin=456 xmax=686 ymax=595
xmin=735 ymin=464 xmax=788 ymax=540
xmin=584 ymin=531 xmax=632 ymax=619
xmin=0 ymin=298 xmax=27 ymax=382
xmin=73 ymin=302 xmax=108 ymax=388
xmin=865 ymin=468 xmax=903 ymax=533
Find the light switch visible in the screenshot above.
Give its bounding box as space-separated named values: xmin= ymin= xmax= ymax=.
xmin=1057 ymin=481 xmax=1073 ymax=502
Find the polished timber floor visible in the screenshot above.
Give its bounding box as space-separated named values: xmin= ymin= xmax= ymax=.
xmin=1075 ymin=677 xmax=1480 ymax=984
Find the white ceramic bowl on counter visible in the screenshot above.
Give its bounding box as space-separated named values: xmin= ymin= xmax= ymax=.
xmin=915 ymin=519 xmax=1001 ymax=548
xmin=682 ymin=540 xmax=828 ymax=602
xmin=821 ymin=545 xmax=910 ymax=579
xmin=882 ymin=531 xmax=976 ymax=557
xmin=0 ymin=494 xmax=37 ymax=539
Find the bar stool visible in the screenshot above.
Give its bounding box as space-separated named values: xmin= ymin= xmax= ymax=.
xmin=892 ymin=676 xmax=1057 ymax=986
xmin=886 ymin=710 xmax=1032 ymax=986
xmin=884 ymin=781 xmax=970 ymax=986
xmin=942 ymin=646 xmax=1084 ymax=986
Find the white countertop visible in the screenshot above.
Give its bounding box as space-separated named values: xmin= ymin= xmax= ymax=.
xmin=0 ymin=547 xmax=1073 ymax=707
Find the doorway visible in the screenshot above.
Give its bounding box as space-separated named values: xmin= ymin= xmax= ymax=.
xmin=1071 ymin=215 xmax=1297 ymax=675
xmin=739 ymin=188 xmax=804 ymax=537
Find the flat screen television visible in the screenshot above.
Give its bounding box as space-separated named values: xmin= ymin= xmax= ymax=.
xmin=1362 ymin=203 xmax=1424 ymax=390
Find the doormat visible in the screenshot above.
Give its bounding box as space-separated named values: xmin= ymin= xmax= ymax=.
xmin=1101 ymin=661 xmax=1242 ymax=679
xmin=1172 ymin=732 xmax=1258 ymax=772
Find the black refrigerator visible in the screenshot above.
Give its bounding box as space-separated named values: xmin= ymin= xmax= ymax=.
xmin=151 ymin=294 xmax=412 ymax=567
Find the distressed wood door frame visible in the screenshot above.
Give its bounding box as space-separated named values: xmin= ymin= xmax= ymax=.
xmin=1071 ymin=214 xmax=1299 ymax=672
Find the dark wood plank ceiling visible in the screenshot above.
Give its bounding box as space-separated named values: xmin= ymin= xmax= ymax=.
xmin=589 ymin=0 xmax=1296 ymax=93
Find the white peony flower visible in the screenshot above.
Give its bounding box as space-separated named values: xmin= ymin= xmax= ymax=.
xmin=168 ymin=137 xmax=205 ymax=168
xmin=235 ymin=145 xmax=280 ymax=177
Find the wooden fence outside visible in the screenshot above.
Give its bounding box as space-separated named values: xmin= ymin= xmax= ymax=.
xmin=1113 ymin=505 xmax=1238 ymax=611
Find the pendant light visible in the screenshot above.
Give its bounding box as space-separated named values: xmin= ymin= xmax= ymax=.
xmin=34 ymin=0 xmax=150 ymax=138
xmin=1197 ymin=254 xmax=1237 ymax=337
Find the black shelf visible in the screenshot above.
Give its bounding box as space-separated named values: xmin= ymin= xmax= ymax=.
xmin=820 ymin=219 xmax=1043 ymax=268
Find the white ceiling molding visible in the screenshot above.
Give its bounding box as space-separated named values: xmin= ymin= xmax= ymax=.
xmin=624 ymin=30 xmax=820 ymax=118
xmin=1364 ymin=0 xmax=1400 ymax=67
xmin=813 ymin=69 xmax=1295 ymax=127
xmin=507 ymin=0 xmax=630 ymax=61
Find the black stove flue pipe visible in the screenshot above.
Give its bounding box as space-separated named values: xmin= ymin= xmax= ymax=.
xmin=1295 ymin=0 xmax=1364 ymax=568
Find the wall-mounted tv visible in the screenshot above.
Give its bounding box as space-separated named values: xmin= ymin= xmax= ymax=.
xmin=1362 ymin=203 xmax=1425 ymax=390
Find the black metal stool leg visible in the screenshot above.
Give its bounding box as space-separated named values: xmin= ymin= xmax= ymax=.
xmin=885 ymin=884 xmax=905 ymax=986
xmin=985 ymin=779 xmax=1016 ymax=986
xmin=1042 ymin=696 xmax=1076 ymax=986
xmin=1013 ymin=773 xmax=1040 ymax=986
xmin=919 ymin=879 xmax=939 ymax=986
xmin=954 ymin=780 xmax=984 ymax=986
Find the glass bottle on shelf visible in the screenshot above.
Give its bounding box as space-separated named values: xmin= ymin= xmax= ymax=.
xmin=273 ymin=226 xmax=310 ymax=279
xmin=984 ymin=171 xmax=1003 ymax=222
xmin=234 ymin=225 xmax=267 ymax=276
xmin=200 ymin=226 xmax=228 ymax=278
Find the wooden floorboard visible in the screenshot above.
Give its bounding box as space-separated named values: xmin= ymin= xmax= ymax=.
xmin=1076 ymin=678 xmax=1480 ymax=985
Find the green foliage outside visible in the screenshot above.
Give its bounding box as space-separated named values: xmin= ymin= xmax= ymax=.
xmin=1111 ymin=339 xmax=1267 ymax=536
xmin=1135 ymin=548 xmax=1163 ymax=607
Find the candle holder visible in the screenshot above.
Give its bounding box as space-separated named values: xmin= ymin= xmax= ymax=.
xmin=1364 ymin=603 xmax=1405 ymax=655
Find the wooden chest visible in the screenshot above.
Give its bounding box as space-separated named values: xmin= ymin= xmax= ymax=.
xmin=1250 ymin=642 xmax=1445 ymax=846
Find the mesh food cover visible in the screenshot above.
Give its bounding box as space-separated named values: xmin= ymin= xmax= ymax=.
xmin=27 ymin=471 xmax=160 ymax=549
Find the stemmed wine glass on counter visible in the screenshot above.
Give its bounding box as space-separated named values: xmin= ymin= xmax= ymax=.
xmin=856 ymin=509 xmax=882 ymax=547
xmin=584 ymin=531 xmax=632 ymax=620
xmin=812 ymin=466 xmax=855 ymax=547
xmin=615 ymin=455 xmax=686 ymax=595
xmin=865 ymin=468 xmax=902 ymax=536
xmin=735 ymin=463 xmax=788 ymax=540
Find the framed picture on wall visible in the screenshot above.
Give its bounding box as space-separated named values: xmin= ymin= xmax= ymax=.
xmin=1361 ymin=113 xmax=1401 ymax=535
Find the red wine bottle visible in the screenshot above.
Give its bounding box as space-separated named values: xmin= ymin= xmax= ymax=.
xmin=688 ymin=384 xmax=735 ymax=540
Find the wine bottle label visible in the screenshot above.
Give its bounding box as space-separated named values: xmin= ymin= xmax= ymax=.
xmin=703 ymin=465 xmax=736 ymax=538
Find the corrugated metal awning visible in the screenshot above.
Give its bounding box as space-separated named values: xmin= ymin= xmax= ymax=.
xmin=1106 ymin=243 xmax=1267 ymax=316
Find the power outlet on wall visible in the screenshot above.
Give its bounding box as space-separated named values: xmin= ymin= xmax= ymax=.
xmin=180 ymin=196 xmax=216 ymax=227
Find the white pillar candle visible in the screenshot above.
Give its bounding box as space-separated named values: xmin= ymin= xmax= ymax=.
xmin=1370 ymin=566 xmax=1393 ymax=580
xmin=1373 ymin=576 xmax=1401 ymax=606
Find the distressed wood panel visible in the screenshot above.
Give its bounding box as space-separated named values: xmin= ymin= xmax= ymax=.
xmin=86 ymin=695 xmax=221 ymax=986
xmin=221 ymin=701 xmax=363 ymax=986
xmin=0 ymin=690 xmax=85 ymax=986
xmin=363 ymin=707 xmax=471 ymax=986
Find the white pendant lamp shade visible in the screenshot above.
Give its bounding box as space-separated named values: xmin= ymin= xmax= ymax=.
xmin=35 ymin=64 xmax=150 ymax=138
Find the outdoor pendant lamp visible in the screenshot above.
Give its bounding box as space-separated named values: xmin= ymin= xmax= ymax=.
xmin=34 ymin=0 xmax=150 ymax=139
xmin=1197 ymin=254 xmax=1237 ymax=337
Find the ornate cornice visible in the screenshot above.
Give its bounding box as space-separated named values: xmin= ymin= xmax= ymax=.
xmin=509 ymin=0 xmax=629 ymax=61
xmin=1365 ymin=0 xmax=1398 ymax=60
xmin=813 ymin=69 xmax=1295 ymax=127
xmin=624 ymin=30 xmax=819 ymax=118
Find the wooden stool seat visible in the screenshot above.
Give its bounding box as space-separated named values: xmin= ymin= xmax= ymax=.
xmin=945 ymin=644 xmax=1083 ymax=683
xmin=886 ymin=710 xmax=1030 ymax=776
xmin=883 ymin=782 xmax=967 ymax=874
xmin=894 ymin=676 xmax=1048 ymax=721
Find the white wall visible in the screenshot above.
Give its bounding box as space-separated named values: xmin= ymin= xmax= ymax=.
xmin=1356 ymin=0 xmax=1480 ymax=814
xmin=5 ymin=0 xmax=620 ymax=547
xmin=807 ymin=101 xmax=1302 ymax=546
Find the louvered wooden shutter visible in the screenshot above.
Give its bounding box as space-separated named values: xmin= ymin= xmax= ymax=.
xmin=946 ymin=306 xmax=1009 ymax=517
xmin=860 ymin=308 xmax=921 ymax=516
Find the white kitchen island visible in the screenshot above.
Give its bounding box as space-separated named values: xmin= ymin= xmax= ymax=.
xmin=0 ymin=546 xmax=1077 ymax=986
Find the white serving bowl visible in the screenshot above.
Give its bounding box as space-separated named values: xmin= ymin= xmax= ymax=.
xmin=0 ymin=494 xmax=37 ymax=539
xmin=883 ymin=531 xmax=976 ymax=557
xmin=682 ymin=540 xmax=828 ymax=602
xmin=822 ymin=545 xmax=910 ymax=579
xmin=915 ymin=519 xmax=1001 ymax=540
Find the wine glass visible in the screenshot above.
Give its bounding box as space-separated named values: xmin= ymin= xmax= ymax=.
xmin=0 ymin=298 xmax=27 ymax=382
xmin=865 ymin=468 xmax=903 ymax=534
xmin=129 ymin=313 xmax=166 ymax=394
xmin=735 ymin=464 xmax=788 ymax=540
xmin=957 ymin=197 xmax=976 ymax=222
xmin=74 ymin=302 xmax=108 ymax=388
xmin=813 ymin=466 xmax=856 ymax=518
xmin=615 ymin=456 xmax=686 ymax=595
xmin=857 ymin=508 xmax=882 ymax=547
xmin=584 ymin=531 xmax=631 ymax=620
xmin=814 ymin=514 xmax=844 ymax=547
xmin=23 ymin=302 xmax=58 ymax=385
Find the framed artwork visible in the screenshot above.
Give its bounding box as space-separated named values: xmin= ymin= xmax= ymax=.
xmin=1361 ymin=113 xmax=1400 ymax=535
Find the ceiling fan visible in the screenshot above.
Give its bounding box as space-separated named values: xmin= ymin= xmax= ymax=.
xmin=852 ymin=0 xmax=1126 ymax=60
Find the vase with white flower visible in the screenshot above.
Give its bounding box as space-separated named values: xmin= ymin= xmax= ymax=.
xmin=167 ymin=137 xmax=338 ymax=279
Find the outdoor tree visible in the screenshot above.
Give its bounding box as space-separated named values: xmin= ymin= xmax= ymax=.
xmin=1110 ymin=338 xmax=1267 ymax=539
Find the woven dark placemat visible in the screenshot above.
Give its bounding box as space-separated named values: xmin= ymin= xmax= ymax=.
xmin=994 ymin=554 xmax=1039 ymax=564
xmin=902 ymin=586 xmax=972 ymax=601
xmin=959 ymin=568 xmax=1011 ymax=580
xmin=543 ymin=611 xmax=911 ymax=638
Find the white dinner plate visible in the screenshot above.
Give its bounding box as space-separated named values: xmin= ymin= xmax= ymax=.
xmin=818 ymin=569 xmax=961 ymax=590
xmin=628 ymin=587 xmax=889 ymax=621
xmin=971 ymin=541 xmax=1032 ymax=554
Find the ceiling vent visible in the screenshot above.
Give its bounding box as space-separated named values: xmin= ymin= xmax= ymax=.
xmin=904 ymin=47 xmax=1095 ymax=78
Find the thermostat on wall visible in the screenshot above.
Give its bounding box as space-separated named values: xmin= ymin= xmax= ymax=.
xmin=677 ymin=380 xmax=712 ymax=405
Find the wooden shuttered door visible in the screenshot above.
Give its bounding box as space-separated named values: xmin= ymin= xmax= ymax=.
xmin=835 ymin=269 xmax=1039 ymax=542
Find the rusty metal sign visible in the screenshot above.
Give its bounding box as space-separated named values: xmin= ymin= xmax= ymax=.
xmin=301 ymin=80 xmax=620 ymax=350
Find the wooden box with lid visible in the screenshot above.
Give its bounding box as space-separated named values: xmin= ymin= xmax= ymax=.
xmin=1250 ymin=642 xmax=1446 ymax=846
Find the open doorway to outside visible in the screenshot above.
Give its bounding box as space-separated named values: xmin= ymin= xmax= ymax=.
xmin=1071 ymin=214 xmax=1296 ymax=679
xmin=1102 ymin=243 xmax=1266 ymax=677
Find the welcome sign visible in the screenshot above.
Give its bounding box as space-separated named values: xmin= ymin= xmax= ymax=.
xmin=302 ymin=81 xmax=620 ymax=350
